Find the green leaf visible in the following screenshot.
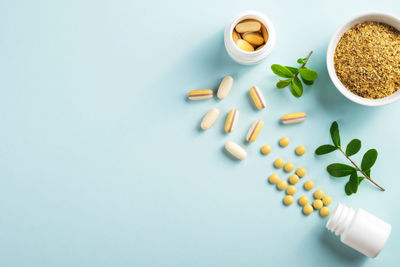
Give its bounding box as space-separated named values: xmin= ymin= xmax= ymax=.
xmin=346 ymin=139 xmax=361 ymax=156
xmin=345 ymin=181 xmax=353 ymax=195
xmin=330 ymin=121 xmax=340 ymax=147
xmin=365 ymin=169 xmax=370 ymax=177
xmin=297 ymin=58 xmax=305 ymax=64
xmin=327 ymin=163 xmax=355 ymax=177
xmin=299 ymin=68 xmax=318 ymax=81
xmin=361 ymin=149 xmax=378 ymax=171
xmin=315 ymin=144 xmax=337 ymax=155
xmin=271 ymin=64 xmax=294 ymax=78
xmin=276 ymin=79 xmax=291 ymax=88
xmin=286 ymin=66 xmax=298 ymax=75
xmin=349 ymin=171 xmax=359 ymax=193
xmin=301 ymin=76 xmax=314 ymax=85
xmin=290 ymin=77 xmax=303 ymax=97
xmin=358 ymin=177 xmax=365 ymax=184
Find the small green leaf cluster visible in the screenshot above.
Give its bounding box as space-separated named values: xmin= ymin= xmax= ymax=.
xmin=270 ymin=51 xmax=318 ymax=98
xmin=315 ymin=121 xmax=383 ymax=195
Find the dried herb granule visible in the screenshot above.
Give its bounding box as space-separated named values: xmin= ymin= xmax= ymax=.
xmin=334 ymin=22 xmax=400 ymax=99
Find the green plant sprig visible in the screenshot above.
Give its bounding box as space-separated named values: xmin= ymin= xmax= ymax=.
xmin=315 ymin=121 xmax=385 ymax=195
xmin=270 ymin=51 xmax=318 ymax=98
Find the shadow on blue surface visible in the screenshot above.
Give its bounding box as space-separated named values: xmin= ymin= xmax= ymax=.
xmin=320 ymin=228 xmax=367 ymax=265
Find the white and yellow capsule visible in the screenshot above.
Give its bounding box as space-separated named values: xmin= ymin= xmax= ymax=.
xmin=235 ymin=39 xmax=254 ymax=52
xmin=225 ymin=108 xmax=239 ymax=133
xmin=281 ymin=112 xmax=307 ymax=124
xmin=200 ymin=108 xmax=219 ymax=130
xmin=246 ymin=119 xmax=263 ymax=142
xmin=249 ymin=86 xmax=266 ymax=109
xmin=188 ymin=89 xmax=213 ymax=100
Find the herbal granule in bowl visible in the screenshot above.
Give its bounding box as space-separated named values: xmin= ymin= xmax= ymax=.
xmin=327 ymin=13 xmax=400 ymax=106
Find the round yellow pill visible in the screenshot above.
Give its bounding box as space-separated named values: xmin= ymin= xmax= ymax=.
xmin=304 ymin=180 xmax=314 ymax=191
xmin=261 ymin=145 xmax=272 ymax=155
xmin=322 ymin=195 xmax=332 ymax=206
xmin=283 ymin=195 xmax=294 ymax=205
xmin=269 ymin=174 xmax=279 ymax=184
xmin=313 ymin=199 xmax=323 ymax=210
xmin=303 ymin=204 xmax=314 ymax=215
xmin=277 ymin=180 xmax=288 ymax=190
xmin=320 ymin=206 xmax=330 ymax=217
xmin=298 ymin=195 xmax=309 ymax=206
xmin=289 ymin=174 xmax=299 ymax=185
xmin=274 ymin=158 xmax=285 ymax=168
xmin=314 ymin=189 xmax=324 ymax=199
xmin=295 ymin=145 xmax=306 ymax=155
xmin=286 ymin=185 xmax=296 ymax=195
xmin=296 ymin=167 xmax=307 ymax=178
xmin=284 ymin=162 xmax=295 ymax=172
xmin=279 ymin=137 xmax=290 ymax=147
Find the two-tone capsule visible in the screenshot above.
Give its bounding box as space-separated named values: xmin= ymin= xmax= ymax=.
xmin=225 ymin=141 xmax=247 ymax=160
xmin=249 ymin=86 xmax=266 ymax=110
xmin=200 ymin=108 xmax=219 ymax=130
xmin=246 ymin=119 xmax=263 ymax=142
xmin=281 ymin=112 xmax=307 ymax=124
xmin=188 ymin=89 xmax=213 ymax=100
xmin=225 ymin=108 xmax=239 ymax=133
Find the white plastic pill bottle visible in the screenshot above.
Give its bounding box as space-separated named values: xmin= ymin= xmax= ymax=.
xmin=224 ymin=10 xmax=276 ymax=65
xmin=326 ymin=203 xmax=391 ymax=258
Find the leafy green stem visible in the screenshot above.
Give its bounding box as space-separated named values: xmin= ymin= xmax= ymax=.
xmin=292 ymin=50 xmax=313 ymax=81
xmin=337 ymin=146 xmax=385 ymax=191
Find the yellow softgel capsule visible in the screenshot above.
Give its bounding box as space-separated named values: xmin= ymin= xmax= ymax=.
xmin=188 ymin=89 xmax=213 ymax=100
xmin=249 ymin=85 xmax=266 ymax=110
xmin=296 ymin=167 xmax=307 ymax=178
xmin=281 ymin=112 xmax=307 ymax=124
xmin=313 ymin=199 xmax=323 ymax=210
xmin=232 ymin=29 xmax=241 ymax=42
xmin=235 ymin=39 xmax=254 ymax=52
xmin=261 ymin=24 xmax=269 ymax=43
xmin=298 ymin=195 xmax=309 ymax=206
xmin=279 ymin=137 xmax=290 ymax=147
xmin=320 ymin=206 xmax=330 ymax=217
xmin=246 ymin=119 xmax=263 ymax=143
xmin=243 ymin=32 xmax=264 ymax=46
xmin=289 ymin=174 xmax=299 ymax=184
xmin=235 ymin=21 xmax=261 ymax=33
xmin=274 ymin=158 xmax=285 ymax=168
xmin=261 ymin=144 xmax=271 ymax=155
xmin=283 ymin=195 xmax=294 ymax=205
xmin=284 ymin=162 xmax=295 ymax=172
xmin=303 ymin=204 xmax=314 ymax=215
xmin=295 ymin=145 xmax=306 ymax=156
xmin=322 ymin=195 xmax=332 ymax=206
xmin=224 ymin=108 xmax=239 ymax=133
xmin=314 ymin=189 xmax=324 ymax=200
xmin=304 ymin=180 xmax=314 ymax=191
xmin=286 ymin=185 xmax=296 ymax=195
xmin=277 ymin=180 xmax=288 ymax=190
xmin=256 ymin=44 xmax=265 ymax=51
xmin=269 ymin=174 xmax=279 ymax=184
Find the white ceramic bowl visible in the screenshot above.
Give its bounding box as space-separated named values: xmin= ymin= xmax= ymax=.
xmin=326 ymin=12 xmax=400 ymax=106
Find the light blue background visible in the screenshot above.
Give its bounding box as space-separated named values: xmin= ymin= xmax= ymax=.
xmin=0 ymin=0 xmax=399 ymax=266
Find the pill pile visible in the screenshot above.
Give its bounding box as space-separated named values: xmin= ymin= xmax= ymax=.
xmin=233 ymin=19 xmax=269 ymax=52
xmin=188 ymin=76 xmax=306 ymax=160
xmin=265 ymin=138 xmax=333 ymax=218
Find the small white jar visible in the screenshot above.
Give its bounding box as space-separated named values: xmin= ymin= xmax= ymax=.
xmin=224 ymin=10 xmax=276 ymax=65
xmin=326 ymin=203 xmax=392 ymax=258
